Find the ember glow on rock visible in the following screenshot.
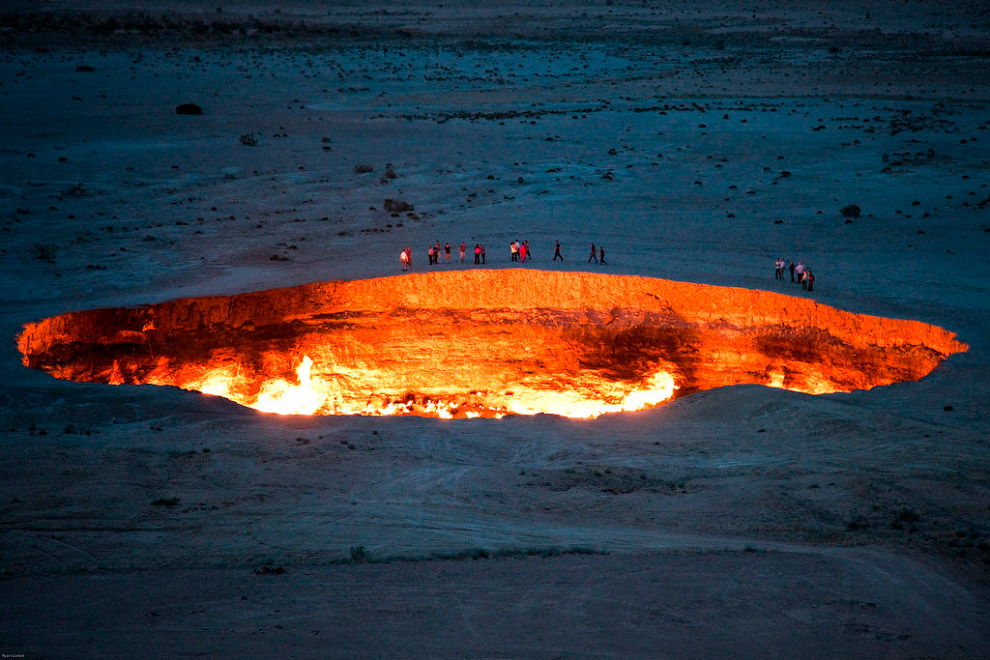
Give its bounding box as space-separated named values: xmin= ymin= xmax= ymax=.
xmin=17 ymin=271 xmax=967 ymax=419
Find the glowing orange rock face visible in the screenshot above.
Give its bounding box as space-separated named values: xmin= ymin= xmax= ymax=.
xmin=17 ymin=271 xmax=967 ymax=418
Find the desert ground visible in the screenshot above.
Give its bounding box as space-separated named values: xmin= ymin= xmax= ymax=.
xmin=1 ymin=1 xmax=989 ymax=657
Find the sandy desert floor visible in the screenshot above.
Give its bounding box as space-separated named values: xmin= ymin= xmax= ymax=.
xmin=1 ymin=1 xmax=989 ymax=657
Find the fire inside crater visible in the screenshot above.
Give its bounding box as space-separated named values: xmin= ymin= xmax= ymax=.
xmin=17 ymin=271 xmax=967 ymax=419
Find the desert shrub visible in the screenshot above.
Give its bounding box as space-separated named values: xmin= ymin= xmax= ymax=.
xmin=840 ymin=203 xmax=861 ymax=218
xmin=383 ymin=199 xmax=413 ymax=213
xmin=239 ymin=133 xmax=259 ymax=146
xmin=349 ymin=545 xmax=369 ymax=563
xmin=354 ymin=164 xmax=374 ymax=174
xmin=846 ymin=516 xmax=867 ymax=531
xmin=34 ymin=243 xmax=57 ymax=260
xmin=384 ymin=163 xmax=398 ymax=179
xmin=151 ymin=497 xmax=180 ymax=507
xmin=895 ymin=507 xmax=921 ymax=523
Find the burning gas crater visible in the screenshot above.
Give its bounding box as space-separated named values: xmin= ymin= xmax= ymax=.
xmin=18 ymin=271 xmax=966 ymax=419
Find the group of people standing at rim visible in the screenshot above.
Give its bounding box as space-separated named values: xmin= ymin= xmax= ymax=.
xmin=399 ymin=240 xmax=606 ymax=271
xmin=775 ymin=257 xmax=815 ymax=291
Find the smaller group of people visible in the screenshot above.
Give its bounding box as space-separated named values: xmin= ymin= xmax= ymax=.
xmin=426 ymin=241 xmax=453 ymax=265
xmin=588 ymin=242 xmax=605 ymax=264
xmin=775 ymin=257 xmax=815 ymax=292
xmin=406 ymin=241 xmax=482 ymax=268
xmin=509 ymin=240 xmax=533 ymax=262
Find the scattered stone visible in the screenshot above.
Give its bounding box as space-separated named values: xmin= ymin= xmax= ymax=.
xmin=175 ymin=103 xmax=202 ymax=115
xmin=254 ymin=565 xmax=286 ymax=575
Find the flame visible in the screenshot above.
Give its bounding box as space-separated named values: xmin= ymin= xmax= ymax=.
xmin=253 ymin=356 xmax=322 ymax=415
xmin=171 ymin=354 xmax=678 ymax=419
xmin=180 ymin=356 xmax=322 ymax=416
xmin=504 ymin=370 xmax=677 ymax=419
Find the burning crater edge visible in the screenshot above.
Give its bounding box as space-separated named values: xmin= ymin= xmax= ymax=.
xmin=16 ymin=270 xmax=968 ymax=419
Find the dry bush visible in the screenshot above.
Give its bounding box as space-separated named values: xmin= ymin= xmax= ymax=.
xmin=383 ymin=199 xmax=413 ymax=213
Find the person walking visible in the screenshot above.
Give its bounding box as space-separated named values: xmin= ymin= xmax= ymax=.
xmin=599 ymin=245 xmax=606 ymax=265
xmin=588 ymin=243 xmax=598 ymax=263
xmin=445 ymin=242 xmax=452 ymax=264
xmin=474 ymin=244 xmax=481 ymax=264
xmin=510 ymin=241 xmax=518 ymax=262
xmin=480 ymin=244 xmax=486 ymax=264
xmin=405 ymin=246 xmax=412 ymax=268
xmin=806 ymin=270 xmax=815 ymax=292
xmin=459 ymin=241 xmax=466 ymax=263
xmin=519 ymin=241 xmax=528 ymax=263
xmin=524 ymin=240 xmax=531 ymax=260
xmin=553 ymin=240 xmax=563 ymax=261
xmin=795 ymin=261 xmax=805 ymax=284
xmin=775 ymin=258 xmax=784 ymax=279
xmin=789 ymin=260 xmax=795 ymax=282
xmin=400 ymin=248 xmax=409 ymax=271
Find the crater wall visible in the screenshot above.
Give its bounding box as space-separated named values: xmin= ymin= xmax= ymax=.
xmin=17 ymin=271 xmax=967 ymax=418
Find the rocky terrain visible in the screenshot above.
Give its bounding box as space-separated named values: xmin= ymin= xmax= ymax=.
xmin=1 ymin=1 xmax=989 ymax=657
